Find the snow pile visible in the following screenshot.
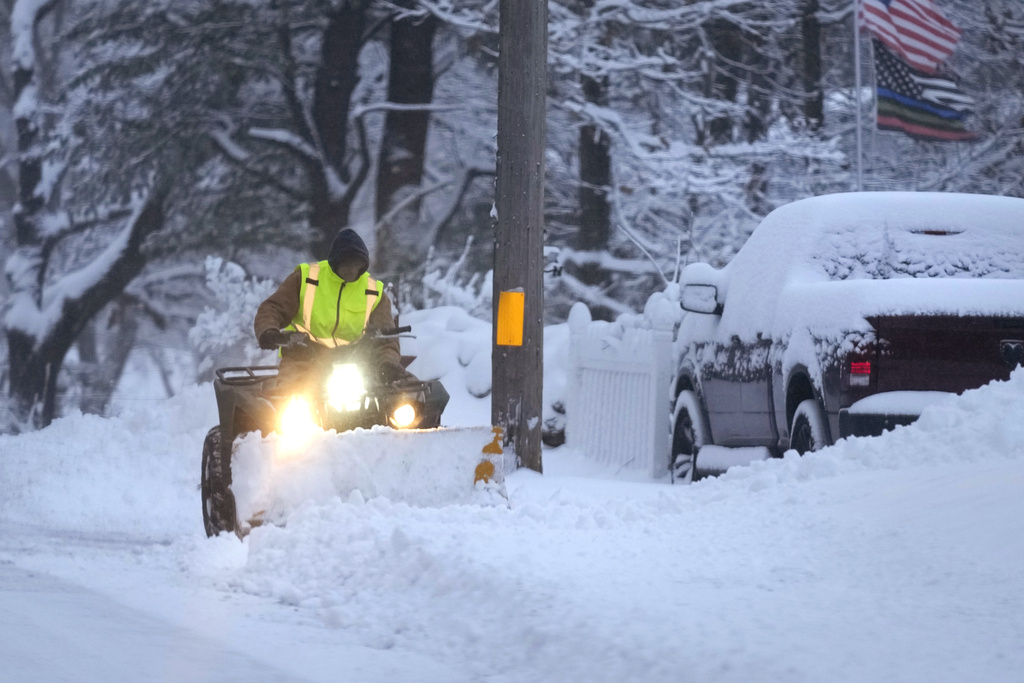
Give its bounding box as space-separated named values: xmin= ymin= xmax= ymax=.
xmin=400 ymin=305 xmax=571 ymax=435
xmin=719 ymin=366 xmax=1024 ymax=492
xmin=0 ymin=384 xmax=215 ymax=537
xmin=399 ymin=306 xmax=492 ymax=424
xmin=216 ymin=370 xmax=1024 ymax=681
xmin=224 ymin=493 xmax=700 ymax=682
xmin=230 ymin=426 xmax=509 ymax=530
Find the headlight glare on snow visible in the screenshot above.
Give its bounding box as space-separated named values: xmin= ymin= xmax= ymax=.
xmin=327 ymin=363 xmax=365 ymax=412
xmin=278 ymin=396 xmax=317 ymax=455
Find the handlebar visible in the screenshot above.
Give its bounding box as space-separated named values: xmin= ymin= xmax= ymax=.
xmin=279 ymin=331 xmax=312 ymax=348
xmin=275 ymin=325 xmax=413 ymax=349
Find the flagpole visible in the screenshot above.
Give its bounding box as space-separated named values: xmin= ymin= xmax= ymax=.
xmin=853 ymin=0 xmax=864 ymax=191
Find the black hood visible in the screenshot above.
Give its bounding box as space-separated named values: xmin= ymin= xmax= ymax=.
xmin=327 ymin=228 xmax=370 ymax=279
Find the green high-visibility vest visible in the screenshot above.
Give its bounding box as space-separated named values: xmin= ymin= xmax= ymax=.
xmin=285 ymin=261 xmax=382 ymax=347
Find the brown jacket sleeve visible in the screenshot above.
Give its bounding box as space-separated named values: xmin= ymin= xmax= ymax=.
xmin=254 ymin=269 xmax=301 ymax=340
xmin=367 ymin=289 xmax=402 ymax=367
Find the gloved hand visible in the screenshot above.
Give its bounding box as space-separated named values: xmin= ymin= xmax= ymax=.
xmin=258 ymin=328 xmax=288 ymax=350
xmin=378 ymin=361 xmax=413 ymax=385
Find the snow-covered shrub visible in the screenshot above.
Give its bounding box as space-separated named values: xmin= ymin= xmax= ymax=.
xmin=189 ymin=257 xmax=277 ymax=376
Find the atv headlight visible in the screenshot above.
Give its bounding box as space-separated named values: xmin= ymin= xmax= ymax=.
xmin=279 ymin=396 xmax=316 ymax=450
xmin=327 ymin=363 xmax=365 ymax=412
xmin=391 ymin=403 xmax=417 ymax=429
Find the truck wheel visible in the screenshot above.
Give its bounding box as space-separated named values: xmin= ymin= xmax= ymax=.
xmin=790 ymin=399 xmax=828 ymax=455
xmin=201 ymin=426 xmax=238 ymax=538
xmin=670 ymin=390 xmax=706 ymax=484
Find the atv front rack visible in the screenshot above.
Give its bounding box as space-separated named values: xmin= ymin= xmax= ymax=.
xmin=215 ymin=366 xmax=280 ymax=385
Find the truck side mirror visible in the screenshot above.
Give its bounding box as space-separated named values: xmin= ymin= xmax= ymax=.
xmin=681 ymin=284 xmax=722 ymax=315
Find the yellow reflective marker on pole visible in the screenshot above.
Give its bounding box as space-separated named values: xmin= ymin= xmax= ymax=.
xmin=496 ymin=289 xmax=525 ymax=346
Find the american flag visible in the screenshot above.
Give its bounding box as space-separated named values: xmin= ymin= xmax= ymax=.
xmin=873 ymin=40 xmax=977 ymax=142
xmin=860 ymin=0 xmax=961 ymax=74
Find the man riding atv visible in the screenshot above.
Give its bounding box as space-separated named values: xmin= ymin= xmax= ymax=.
xmin=254 ymin=227 xmax=412 ymax=384
xmin=200 ymin=228 xmax=450 ymax=537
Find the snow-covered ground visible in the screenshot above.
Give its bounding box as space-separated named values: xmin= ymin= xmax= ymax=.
xmin=1 ymin=307 xmax=1023 ymax=682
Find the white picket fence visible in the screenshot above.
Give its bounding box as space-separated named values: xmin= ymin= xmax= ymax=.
xmin=564 ymin=299 xmax=677 ymax=478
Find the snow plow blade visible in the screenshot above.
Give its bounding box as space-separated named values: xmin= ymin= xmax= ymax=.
xmin=229 ymin=426 xmax=511 ymax=535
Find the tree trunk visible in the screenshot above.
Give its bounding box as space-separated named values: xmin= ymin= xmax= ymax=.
xmin=577 ymin=76 xmax=611 ymax=252
xmin=12 ymin=48 xmax=45 ymax=256
xmin=77 ymin=300 xmax=140 ymax=416
xmin=6 ymin=0 xmax=53 ymax=429
xmin=744 ymin=43 xmax=772 ymax=215
xmin=309 ymin=0 xmax=367 ymax=259
xmin=802 ymin=0 xmax=823 ymax=131
xmin=569 ymin=0 xmax=613 ymax=319
xmin=5 ymin=0 xmax=171 ymax=431
xmin=573 ymin=73 xmax=614 ymax=320
xmin=702 ymin=19 xmax=742 ymax=145
xmin=374 ymin=1 xmax=437 ymax=276
xmin=312 ymin=1 xmax=365 ymax=176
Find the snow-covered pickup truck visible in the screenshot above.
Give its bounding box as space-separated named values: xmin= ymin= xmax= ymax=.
xmin=671 ymin=192 xmax=1024 ymax=481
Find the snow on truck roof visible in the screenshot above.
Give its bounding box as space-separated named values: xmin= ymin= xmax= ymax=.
xmin=737 ymin=191 xmax=1024 ymax=280
xmin=695 ymin=192 xmax=1024 ymax=342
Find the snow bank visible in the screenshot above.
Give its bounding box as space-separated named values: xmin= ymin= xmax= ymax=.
xmin=0 ymin=385 xmax=215 ymax=537
xmin=220 ymin=370 xmax=1024 ymax=681
xmin=400 ymin=306 xmax=492 ymax=426
xmin=715 ymin=367 xmax=1024 ymax=492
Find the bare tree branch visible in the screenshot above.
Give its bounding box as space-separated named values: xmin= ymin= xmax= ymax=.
xmin=275 ymin=23 xmax=317 ymax=147
xmin=337 ymin=113 xmax=371 ymax=219
xmin=420 ymin=166 xmax=495 ymax=250
xmin=246 ymin=127 xmax=321 ymax=163
xmin=210 ymin=130 xmax=307 ymax=201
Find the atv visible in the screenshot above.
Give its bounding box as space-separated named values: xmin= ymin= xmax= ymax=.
xmin=200 ymin=326 xmax=449 ymax=537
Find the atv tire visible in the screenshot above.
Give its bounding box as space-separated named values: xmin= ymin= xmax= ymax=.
xmin=201 ymin=426 xmax=238 ymax=538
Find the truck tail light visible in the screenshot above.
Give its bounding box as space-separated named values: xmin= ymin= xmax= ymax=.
xmin=849 ymin=361 xmax=871 ymax=387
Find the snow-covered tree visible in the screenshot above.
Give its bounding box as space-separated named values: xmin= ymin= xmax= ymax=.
xmin=3 ymin=0 xmax=173 ymax=430
xmin=537 ymin=0 xmax=843 ymax=318
xmin=189 ymin=256 xmax=277 ymax=377
xmin=4 ymin=0 xmax=255 ymax=429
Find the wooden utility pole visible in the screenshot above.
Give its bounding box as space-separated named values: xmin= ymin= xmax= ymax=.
xmin=493 ymin=0 xmax=547 ymax=473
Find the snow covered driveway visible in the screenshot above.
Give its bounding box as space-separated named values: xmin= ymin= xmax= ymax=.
xmin=1 ymin=371 xmax=1023 ymax=682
